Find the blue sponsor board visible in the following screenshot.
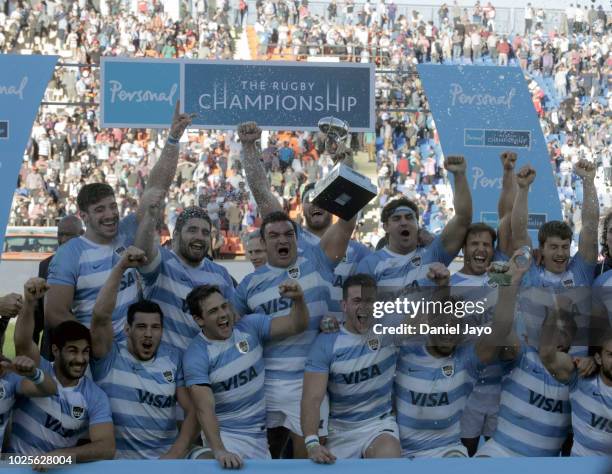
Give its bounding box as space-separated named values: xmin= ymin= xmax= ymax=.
xmin=465 ymin=129 xmax=531 ymax=149
xmin=527 ymin=213 xmax=547 ymax=230
xmin=0 ymin=55 xmax=57 ymax=259
xmin=418 ymin=65 xmax=561 ymax=240
xmin=100 ymin=57 xmax=180 ymax=128
xmin=182 ymin=60 xmax=375 ymax=131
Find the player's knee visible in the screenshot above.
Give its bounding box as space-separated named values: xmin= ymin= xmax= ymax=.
xmin=365 ymin=434 xmax=401 ymax=459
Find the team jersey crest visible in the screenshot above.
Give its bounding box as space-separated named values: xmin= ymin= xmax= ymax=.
xmin=71 ymin=405 xmax=85 ymax=419
xmin=562 ymin=278 xmax=574 ymax=288
xmin=163 ymin=370 xmax=174 ymax=383
xmin=442 ymin=364 xmax=454 ymax=377
xmin=411 ymin=255 xmax=422 ymax=267
xmin=236 ymin=339 xmax=250 ymax=354
xmin=287 ymin=265 xmax=301 ymax=279
xmin=367 ymin=337 xmax=380 ymax=351
xmin=0 ymin=383 xmax=5 ymax=399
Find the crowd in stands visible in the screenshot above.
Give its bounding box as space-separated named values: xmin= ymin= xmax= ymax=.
xmin=1 ymin=0 xmax=610 ymax=254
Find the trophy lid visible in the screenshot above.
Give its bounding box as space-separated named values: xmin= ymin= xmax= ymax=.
xmin=317 ymin=117 xmax=349 ymax=140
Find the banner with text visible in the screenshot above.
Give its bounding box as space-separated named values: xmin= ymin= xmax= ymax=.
xmin=182 ymin=60 xmax=375 ymax=131
xmin=417 ymin=65 xmax=561 ymax=242
xmin=100 ymin=57 xmax=181 ymax=128
xmin=0 ymin=54 xmax=58 ymax=259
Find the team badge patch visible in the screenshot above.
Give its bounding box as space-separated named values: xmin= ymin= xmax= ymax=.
xmin=0 ymin=384 xmax=5 ymax=399
xmin=562 ymin=279 xmax=574 ymax=288
xmin=163 ymin=370 xmax=174 ymax=383
xmin=367 ymin=337 xmax=380 ymax=351
xmin=287 ymin=265 xmax=300 ymax=279
xmin=442 ymin=365 xmax=454 ymax=377
xmin=72 ymin=406 xmax=85 ymax=419
xmin=237 ymin=339 xmax=250 ymax=354
xmin=411 ymin=255 xmax=422 ymax=267
xmin=487 ymin=279 xmax=498 ymax=288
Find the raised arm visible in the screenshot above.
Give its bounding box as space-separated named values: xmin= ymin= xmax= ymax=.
xmin=237 ymin=122 xmax=282 ymax=217
xmin=0 ymin=355 xmax=57 ymax=397
xmin=319 ymin=215 xmax=357 ymax=264
xmin=90 ymin=246 xmax=147 ymax=359
xmin=14 ymin=278 xmax=49 ymax=365
xmin=497 ymin=151 xmax=518 ymax=256
xmin=269 ymin=280 xmax=309 ymax=339
xmin=45 ymin=284 xmax=76 ymax=330
xmin=189 ymin=384 xmax=243 ymax=469
xmin=440 ymin=155 xmax=473 ymax=256
xmin=140 ymin=101 xmax=195 ymax=199
xmin=539 ymin=307 xmax=575 ymax=384
xmin=575 ymin=159 xmax=599 ymax=263
xmin=134 ymin=188 xmax=165 ymax=264
xmin=476 ymin=250 xmax=530 ymax=364
xmin=510 ymin=165 xmax=536 ymax=251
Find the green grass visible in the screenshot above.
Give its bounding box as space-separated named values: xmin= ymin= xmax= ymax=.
xmin=2 ymin=320 xmax=15 ymax=359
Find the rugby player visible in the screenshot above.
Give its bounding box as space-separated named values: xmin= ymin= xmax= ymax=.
xmin=233 ymin=210 xmax=355 ymax=458
xmin=183 ymin=281 xmax=309 ymax=468
xmin=11 ymin=278 xmax=115 ymax=465
xmin=245 ymin=231 xmax=267 ymax=269
xmin=89 ymin=246 xmax=199 ymax=459
xmin=45 ymin=101 xmax=195 ymax=339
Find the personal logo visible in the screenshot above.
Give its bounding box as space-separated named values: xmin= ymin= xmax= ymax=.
xmin=236 ymin=339 xmax=249 ymax=354
xmin=367 ymin=337 xmax=380 ymax=351
xmin=562 ymin=278 xmax=574 ymax=288
xmin=163 ymin=370 xmax=174 ymax=383
xmin=411 ymin=255 xmax=422 ymax=267
xmin=442 ymin=364 xmax=454 ymax=377
xmin=72 ymin=405 xmax=85 ymax=419
xmin=287 ymin=265 xmax=300 ymax=280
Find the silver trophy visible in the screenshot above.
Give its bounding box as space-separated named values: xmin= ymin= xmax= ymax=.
xmin=311 ymin=116 xmax=377 ymax=220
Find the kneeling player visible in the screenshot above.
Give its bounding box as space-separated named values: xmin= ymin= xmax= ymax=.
xmin=301 ymin=274 xmax=401 ymax=463
xmin=184 ymin=281 xmax=309 ymax=468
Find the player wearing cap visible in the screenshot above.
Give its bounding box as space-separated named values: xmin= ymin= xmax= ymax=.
xmin=355 ymin=156 xmax=472 ymax=292
xmin=89 ymin=246 xmax=199 ymax=459
xmin=183 ymin=281 xmax=309 ymax=468
xmin=10 ymin=278 xmax=115 ymax=466
xmin=301 ymin=274 xmax=400 ymax=463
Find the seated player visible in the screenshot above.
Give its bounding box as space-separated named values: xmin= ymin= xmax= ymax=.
xmin=89 ymin=246 xmax=199 ymax=459
xmin=184 ymin=281 xmax=309 ymax=468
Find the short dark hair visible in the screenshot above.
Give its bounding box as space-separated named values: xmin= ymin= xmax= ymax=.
xmin=465 ymin=223 xmax=497 ymax=247
xmin=51 ymin=320 xmax=91 ymax=350
xmin=186 ymin=284 xmax=223 ymax=319
xmin=601 ymin=211 xmax=612 ymax=257
xmin=260 ymin=211 xmax=298 ymax=240
xmin=538 ymin=221 xmax=572 ymax=247
xmin=127 ymin=300 xmax=164 ymax=326
xmin=381 ymin=197 xmax=419 ymax=224
xmin=77 ymin=183 xmax=115 ymax=212
xmin=301 ymin=183 xmax=315 ymax=201
xmin=342 ymin=273 xmax=377 ymax=300
xmin=174 ymin=206 xmax=212 ymax=235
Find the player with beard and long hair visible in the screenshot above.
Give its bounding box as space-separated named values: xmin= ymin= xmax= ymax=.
xmin=134 ymin=194 xmax=235 ymax=352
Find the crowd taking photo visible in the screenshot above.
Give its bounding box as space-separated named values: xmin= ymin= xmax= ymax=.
xmin=0 ymin=0 xmax=611 ymax=469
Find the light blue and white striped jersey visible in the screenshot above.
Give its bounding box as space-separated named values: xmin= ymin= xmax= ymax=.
xmin=47 ymin=214 xmax=139 ymax=339
xmin=493 ymin=345 xmax=571 ymax=456
xmin=0 ymin=373 xmax=20 ymax=443
xmin=569 ymin=373 xmax=612 ymax=456
xmin=517 ymin=253 xmax=595 ymax=349
xmin=355 ymin=237 xmax=454 ymax=292
xmin=9 ymin=358 xmax=112 ymax=455
xmin=90 ymin=341 xmax=184 ymax=459
xmin=183 ymin=314 xmax=271 ymax=437
xmin=140 ymin=247 xmax=235 ymax=352
xmin=593 ymin=271 xmax=612 ymax=327
xmin=395 ymin=344 xmax=479 ymax=455
xmin=298 ymin=226 xmax=372 ymax=317
xmin=232 ymin=244 xmax=333 ymax=382
xmin=305 ymin=326 xmax=398 ymax=426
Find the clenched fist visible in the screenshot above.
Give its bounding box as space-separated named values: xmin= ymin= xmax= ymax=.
xmin=427 ymin=262 xmax=450 ymax=287
xmin=574 ymin=159 xmax=596 ymax=181
xmin=278 ymin=280 xmax=304 ymax=302
xmin=23 ymin=278 xmax=49 ymax=304
xmin=169 ymin=100 xmax=196 ymax=141
xmin=516 ymin=165 xmax=536 ymax=189
xmin=119 ymin=246 xmax=148 ymax=270
xmin=444 ymin=155 xmax=466 ymax=174
xmin=0 ymin=292 xmax=23 ymax=317
xmin=500 ymin=151 xmax=518 ymax=171
xmin=237 ymin=121 xmax=262 ymax=147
